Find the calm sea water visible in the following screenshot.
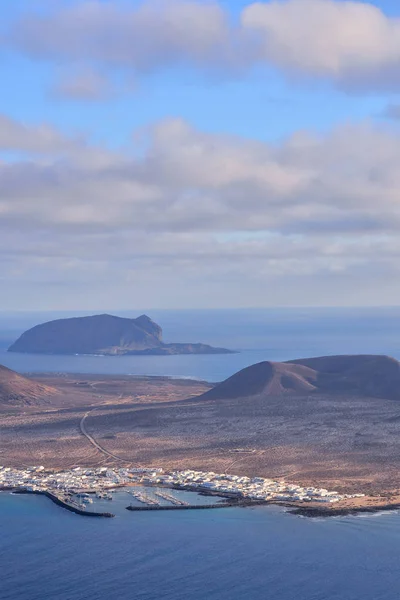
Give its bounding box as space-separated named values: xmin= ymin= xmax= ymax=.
xmin=3 ymin=307 xmax=400 ymax=599
xmin=2 ymin=307 xmax=400 ymax=381
xmin=2 ymin=492 xmax=400 ymax=600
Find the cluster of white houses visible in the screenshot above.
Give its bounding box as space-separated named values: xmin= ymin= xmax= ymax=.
xmin=147 ymin=470 xmax=364 ymax=503
xmin=0 ymin=466 xmax=364 ymax=504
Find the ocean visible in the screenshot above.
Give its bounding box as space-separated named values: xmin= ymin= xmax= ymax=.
xmin=2 ymin=492 xmax=400 ymax=600
xmin=2 ymin=307 xmax=400 ymax=381
xmin=3 ymin=307 xmax=400 ymax=599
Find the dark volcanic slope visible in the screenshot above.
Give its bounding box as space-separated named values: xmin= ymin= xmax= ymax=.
xmin=8 ymin=313 xmax=234 ymax=356
xmin=0 ymin=365 xmax=56 ymax=406
xmin=291 ymin=355 xmax=400 ymax=400
xmin=201 ymin=361 xmax=317 ymax=400
xmin=201 ymin=355 xmax=400 ymax=401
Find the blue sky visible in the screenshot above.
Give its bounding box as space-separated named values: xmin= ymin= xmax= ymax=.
xmin=1 ymin=0 xmax=397 ymax=145
xmin=2 ymin=0 xmax=400 ymax=310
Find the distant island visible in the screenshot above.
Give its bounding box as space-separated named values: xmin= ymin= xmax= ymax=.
xmin=7 ymin=313 xmax=235 ymax=356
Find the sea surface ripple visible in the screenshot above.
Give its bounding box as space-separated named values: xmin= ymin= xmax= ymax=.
xmin=2 ymin=493 xmax=400 ymax=600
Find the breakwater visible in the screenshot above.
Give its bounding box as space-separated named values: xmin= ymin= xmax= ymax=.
xmin=127 ymin=502 xmax=229 ymax=512
xmin=126 ymin=498 xmax=267 ymax=512
xmin=11 ymin=489 xmax=115 ymax=518
xmin=169 ymin=483 xmax=237 ymax=499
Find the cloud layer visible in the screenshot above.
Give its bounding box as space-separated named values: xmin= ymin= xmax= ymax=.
xmin=3 ymin=115 xmax=400 ymax=235
xmin=4 ymin=0 xmax=400 ymax=307
xmin=243 ymin=0 xmax=400 ymax=91
xmin=3 ymin=111 xmax=400 ymax=308
xmin=7 ymin=0 xmax=400 ymax=92
xmin=11 ymin=1 xmax=240 ymax=72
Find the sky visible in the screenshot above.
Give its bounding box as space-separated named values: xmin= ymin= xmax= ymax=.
xmin=2 ymin=0 xmax=400 ymax=310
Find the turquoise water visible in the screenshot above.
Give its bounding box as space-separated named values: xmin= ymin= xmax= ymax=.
xmin=2 ymin=492 xmax=400 ymax=600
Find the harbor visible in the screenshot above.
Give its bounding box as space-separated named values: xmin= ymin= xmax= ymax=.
xmin=12 ymin=489 xmax=115 ymax=518
xmin=4 ymin=482 xmax=267 ymax=517
xmin=0 ymin=465 xmax=367 ymax=518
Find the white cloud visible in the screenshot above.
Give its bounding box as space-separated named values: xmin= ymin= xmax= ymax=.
xmin=0 ymin=115 xmax=82 ymax=154
xmin=7 ymin=0 xmax=400 ymax=92
xmin=52 ymin=68 xmax=112 ymax=101
xmin=2 ymin=113 xmax=400 ymax=237
xmin=11 ymin=0 xmax=239 ymax=72
xmin=242 ymin=0 xmax=400 ymax=90
xmin=3 ymin=111 xmax=400 ymax=308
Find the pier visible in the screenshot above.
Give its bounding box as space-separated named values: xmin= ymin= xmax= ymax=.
xmin=127 ymin=502 xmax=230 ymax=511
xmin=126 ymin=498 xmax=267 ymax=512
xmin=12 ymin=489 xmax=115 ymax=518
xmin=154 ymin=491 xmax=189 ymax=506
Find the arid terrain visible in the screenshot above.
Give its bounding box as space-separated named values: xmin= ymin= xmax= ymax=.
xmin=3 ymin=358 xmax=400 ymax=506
xmin=0 ymin=364 xmax=56 ymax=406
xmin=0 ymin=374 xmax=211 ymax=469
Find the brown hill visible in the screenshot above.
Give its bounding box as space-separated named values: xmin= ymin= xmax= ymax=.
xmin=200 ymin=355 xmax=400 ymax=401
xmin=0 ymin=364 xmax=56 ymax=406
xmin=8 ymin=314 xmax=234 ymax=356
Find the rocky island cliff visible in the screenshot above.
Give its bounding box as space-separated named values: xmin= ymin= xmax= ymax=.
xmin=8 ymin=313 xmax=234 ymax=356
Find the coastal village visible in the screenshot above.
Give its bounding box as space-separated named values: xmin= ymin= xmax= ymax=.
xmin=0 ymin=465 xmax=364 ymax=511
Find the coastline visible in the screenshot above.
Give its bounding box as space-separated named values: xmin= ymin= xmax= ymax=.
xmin=1 ymin=484 xmax=269 ymax=517
xmin=129 ymin=485 xmax=400 ymax=517
xmin=5 ymin=370 xmax=400 ymax=502
xmin=4 ymin=483 xmax=400 ymax=519
xmin=4 ymin=488 xmax=115 ymax=518
xmin=287 ymin=502 xmax=400 ymax=518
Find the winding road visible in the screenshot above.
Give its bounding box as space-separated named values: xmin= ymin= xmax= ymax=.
xmin=79 ymin=408 xmax=128 ymax=463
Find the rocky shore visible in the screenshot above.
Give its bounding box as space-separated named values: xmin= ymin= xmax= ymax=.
xmin=287 ymin=502 xmax=400 ymax=518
